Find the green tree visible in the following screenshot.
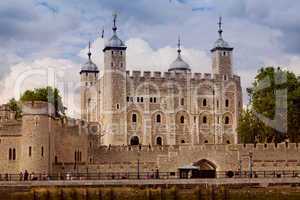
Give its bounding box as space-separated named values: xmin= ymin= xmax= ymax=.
xmin=238 ymin=67 xmax=300 ymax=143
xmin=7 ymin=98 xmax=22 ymax=119
xmin=20 ymin=86 xmax=65 ymax=117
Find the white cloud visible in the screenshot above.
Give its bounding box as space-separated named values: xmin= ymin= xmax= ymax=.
xmin=79 ymin=37 xmax=211 ymax=73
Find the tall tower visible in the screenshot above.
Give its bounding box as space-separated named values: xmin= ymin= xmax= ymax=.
xmin=211 ymin=17 xmax=233 ymax=76
xmin=102 ymin=13 xmax=127 ymax=145
xmin=80 ymin=42 xmax=99 ymax=121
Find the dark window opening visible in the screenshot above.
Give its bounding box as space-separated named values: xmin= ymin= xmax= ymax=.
xmin=150 ymin=97 xmax=153 ymax=103
xmin=203 ymin=116 xmax=207 ymax=124
xmin=225 ymin=116 xmax=230 ymax=124
xmin=203 ymin=99 xmax=207 ymax=107
xmin=156 ymin=114 xmax=161 ymax=123
xmin=137 ymin=97 xmax=140 ymax=102
xmin=132 ymin=114 xmax=137 ymax=123
xmin=226 ymin=140 xmax=230 ymax=144
xmin=41 ymin=146 xmax=44 ymax=157
xmin=204 ymin=140 xmax=208 ymax=144
xmin=9 ymin=148 xmax=12 ymax=160
xmin=225 ymin=99 xmax=229 ymax=107
xmin=180 ymin=116 xmax=185 ymax=124
xmin=181 ymin=140 xmax=185 ymax=144
xmin=130 ymin=136 xmax=139 ymax=145
xmin=156 ymin=137 xmax=162 ymax=145
xmin=29 ymin=146 xmax=32 ymax=157
xmin=154 ymin=97 xmax=157 ymax=103
xmin=181 ymin=98 xmax=184 ymax=106
xmin=141 ymin=97 xmax=144 ymax=102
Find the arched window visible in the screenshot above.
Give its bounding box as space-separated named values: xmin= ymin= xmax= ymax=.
xmin=156 ymin=114 xmax=161 ymax=123
xmin=156 ymin=137 xmax=162 ymax=145
xmin=225 ymin=116 xmax=230 ymax=124
xmin=203 ymin=99 xmax=207 ymax=107
xmin=203 ymin=116 xmax=207 ymax=124
xmin=225 ymin=99 xmax=229 ymax=107
xmin=132 ymin=113 xmax=137 ymax=123
xmin=150 ymin=97 xmax=153 ymax=103
xmin=130 ymin=136 xmax=139 ymax=145
xmin=180 ymin=116 xmax=184 ymax=124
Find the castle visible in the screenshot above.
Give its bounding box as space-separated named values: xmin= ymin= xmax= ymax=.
xmin=80 ymin=15 xmax=242 ymax=146
xmin=0 ymin=16 xmax=299 ymax=177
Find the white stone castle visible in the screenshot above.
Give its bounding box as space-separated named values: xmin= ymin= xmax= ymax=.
xmin=80 ymin=15 xmax=242 ymax=146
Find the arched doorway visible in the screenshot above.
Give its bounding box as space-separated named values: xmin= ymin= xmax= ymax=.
xmin=156 ymin=137 xmax=162 ymax=145
xmin=193 ymin=159 xmax=217 ymax=178
xmin=130 ymin=136 xmax=139 ymax=145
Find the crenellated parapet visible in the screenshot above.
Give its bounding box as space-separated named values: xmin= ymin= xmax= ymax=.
xmin=126 ymin=70 xmax=216 ymax=82
xmin=22 ymin=101 xmax=55 ymax=117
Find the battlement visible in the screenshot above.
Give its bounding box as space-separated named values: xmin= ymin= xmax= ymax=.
xmin=126 ymin=70 xmax=214 ymax=81
xmin=95 ymin=143 xmax=300 ymax=154
xmin=22 ymin=101 xmax=55 ymax=117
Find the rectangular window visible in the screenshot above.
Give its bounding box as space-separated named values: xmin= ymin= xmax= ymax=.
xmin=150 ymin=97 xmax=153 ymax=103
xmin=41 ymin=146 xmax=44 ymax=157
xmin=137 ymin=97 xmax=140 ymax=102
xmin=13 ymin=148 xmax=16 ymax=160
xmin=127 ymin=96 xmax=130 ymax=102
xmin=153 ymin=97 xmax=157 ymax=103
xmin=141 ymin=97 xmax=144 ymax=102
xmin=9 ymin=148 xmax=12 ymax=160
xmin=29 ymin=146 xmax=32 ymax=157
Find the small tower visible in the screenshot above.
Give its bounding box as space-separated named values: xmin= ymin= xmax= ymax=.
xmin=211 ymin=17 xmax=233 ymax=76
xmin=80 ymin=42 xmax=99 ymax=121
xmin=168 ymin=36 xmax=191 ymax=73
xmin=102 ymin=13 xmax=127 ymax=145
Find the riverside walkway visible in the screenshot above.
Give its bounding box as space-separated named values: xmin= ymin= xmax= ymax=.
xmin=0 ymin=178 xmax=300 ymax=188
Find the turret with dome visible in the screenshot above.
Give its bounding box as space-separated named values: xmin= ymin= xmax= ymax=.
xmin=168 ymin=37 xmax=191 ymax=73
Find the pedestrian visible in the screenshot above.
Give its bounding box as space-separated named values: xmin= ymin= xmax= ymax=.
xmin=24 ymin=170 xmax=29 ymax=181
xmin=19 ymin=172 xmax=23 ymax=181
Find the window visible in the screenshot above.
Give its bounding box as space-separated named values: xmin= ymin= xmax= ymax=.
xmin=223 ymin=51 xmax=226 ymax=56
xmin=127 ymin=96 xmax=130 ymax=102
xmin=116 ymin=104 xmax=120 ymax=109
xmin=181 ymin=140 xmax=185 ymax=144
xmin=153 ymin=97 xmax=157 ymax=103
xmin=226 ymin=140 xmax=230 ymax=144
xmin=181 ymin=98 xmax=184 ymax=106
xmin=120 ymin=62 xmax=123 ymax=68
xmin=194 ymin=116 xmax=196 ymax=123
xmin=29 ymin=146 xmax=32 ymax=157
xmin=137 ymin=97 xmax=140 ymax=102
xmin=204 ymin=140 xmax=208 ymax=144
xmin=12 ymin=148 xmax=16 ymax=160
xmin=156 ymin=114 xmax=161 ymax=123
xmin=120 ymin=51 xmax=123 ymax=55
xmin=132 ymin=114 xmax=137 ymax=123
xmin=156 ymin=137 xmax=162 ymax=145
xmin=150 ymin=97 xmax=153 ymax=103
xmin=224 ymin=75 xmax=227 ymax=81
xmin=141 ymin=97 xmax=144 ymax=102
xmin=203 ymin=116 xmax=207 ymax=124
xmin=225 ymin=116 xmax=230 ymax=124
xmin=203 ymin=99 xmax=207 ymax=107
xmin=9 ymin=148 xmax=12 ymax=160
xmin=111 ymin=51 xmax=114 ymax=55
xmin=225 ymin=99 xmax=229 ymax=107
xmin=55 ymin=156 xmax=58 ymax=164
xmin=180 ymin=116 xmax=184 ymax=124
xmin=41 ymin=146 xmax=44 ymax=157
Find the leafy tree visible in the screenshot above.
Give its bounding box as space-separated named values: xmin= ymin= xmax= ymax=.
xmin=20 ymin=86 xmax=65 ymax=117
xmin=238 ymin=67 xmax=300 ymax=143
xmin=7 ymin=98 xmax=22 ymax=119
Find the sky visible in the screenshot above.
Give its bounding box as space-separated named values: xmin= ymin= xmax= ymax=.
xmin=0 ymin=0 xmax=300 ymax=117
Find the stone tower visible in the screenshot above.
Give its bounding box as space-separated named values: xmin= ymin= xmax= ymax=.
xmin=80 ymin=42 xmax=99 ymax=121
xmin=211 ymin=17 xmax=233 ymax=77
xmin=102 ymin=14 xmax=127 ymax=145
xmin=19 ymin=101 xmax=56 ymax=174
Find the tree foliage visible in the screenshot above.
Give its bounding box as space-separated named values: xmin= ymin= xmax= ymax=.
xmin=20 ymin=86 xmax=65 ymax=117
xmin=238 ymin=67 xmax=300 ymax=143
xmin=7 ymin=98 xmax=22 ymax=119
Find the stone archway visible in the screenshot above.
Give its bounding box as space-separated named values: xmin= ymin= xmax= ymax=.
xmin=130 ymin=136 xmax=139 ymax=145
xmin=193 ymin=159 xmax=217 ymax=178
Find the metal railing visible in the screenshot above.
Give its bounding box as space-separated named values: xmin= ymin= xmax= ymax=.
xmin=0 ymin=170 xmax=300 ymax=182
